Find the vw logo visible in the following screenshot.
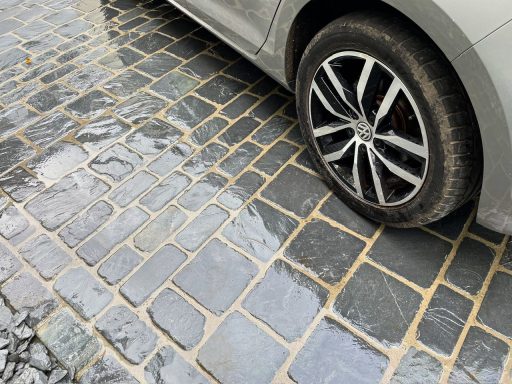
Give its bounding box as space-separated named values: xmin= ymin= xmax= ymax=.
xmin=356 ymin=122 xmax=372 ymax=141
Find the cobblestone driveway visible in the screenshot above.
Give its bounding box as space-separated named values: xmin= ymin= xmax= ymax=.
xmin=1 ymin=0 xmax=512 ymax=383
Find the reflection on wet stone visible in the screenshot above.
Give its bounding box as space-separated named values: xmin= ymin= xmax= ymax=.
xmin=98 ymin=47 xmax=144 ymax=70
xmin=178 ymin=173 xmax=227 ymax=211
xmin=131 ymin=32 xmax=173 ymax=54
xmin=135 ymin=51 xmax=181 ymax=78
xmin=113 ymin=92 xmax=166 ymax=124
xmin=254 ymin=140 xmax=298 ymax=175
xmin=0 ymin=105 xmax=39 ymax=139
xmin=126 ymin=118 xmax=183 ymax=155
xmin=140 ymin=172 xmax=191 ymax=212
xmin=189 ymin=117 xmax=228 ymax=146
xmin=391 ymin=348 xmax=442 ymax=384
xmin=27 ymin=142 xmax=88 ymax=180
xmin=27 ymin=83 xmax=77 ymax=113
xmin=166 ymin=36 xmax=208 ymax=59
xmin=90 ymin=143 xmax=143 ymax=182
xmin=110 ymin=171 xmax=157 ymax=207
xmin=217 ymin=171 xmax=265 ymax=209
xmin=75 ymin=115 xmax=131 ymax=150
xmin=180 ymin=53 xmax=227 ymax=80
xmin=0 ymin=137 xmax=36 ymax=174
xmin=40 ymin=63 xmax=77 ymax=84
xmin=25 ymin=111 xmax=79 ymax=148
xmin=166 ymin=95 xmax=216 ymax=130
xmin=196 ymin=75 xmax=247 ymax=104
xmin=150 ymin=71 xmax=199 ymax=101
xmin=66 ymin=90 xmax=117 ymax=119
xmin=182 ymin=142 xmax=228 ymax=176
xmin=66 ymin=64 xmax=112 ymax=91
xmin=219 ymin=142 xmax=262 ymax=177
xmin=0 ymin=167 xmax=44 ymax=202
xmin=219 ymin=116 xmax=259 ymax=146
xmin=221 ymin=93 xmax=258 ymax=119
xmin=252 ymin=116 xmax=293 ymax=145
xmin=103 ymin=69 xmax=152 ymax=98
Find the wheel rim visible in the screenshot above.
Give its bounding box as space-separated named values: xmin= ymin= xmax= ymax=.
xmin=308 ymin=51 xmax=429 ymax=207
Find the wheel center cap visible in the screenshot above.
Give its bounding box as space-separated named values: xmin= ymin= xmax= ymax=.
xmin=356 ymin=122 xmax=373 ymax=141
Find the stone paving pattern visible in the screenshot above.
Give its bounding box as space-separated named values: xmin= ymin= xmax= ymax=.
xmin=0 ymin=0 xmax=511 ymax=383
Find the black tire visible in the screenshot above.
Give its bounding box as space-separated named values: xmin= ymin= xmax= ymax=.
xmin=296 ymin=10 xmax=482 ymax=227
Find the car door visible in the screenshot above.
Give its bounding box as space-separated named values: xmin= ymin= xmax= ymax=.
xmin=185 ymin=0 xmax=281 ymax=54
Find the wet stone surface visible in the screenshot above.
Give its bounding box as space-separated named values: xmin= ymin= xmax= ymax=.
xmin=390 ymin=348 xmax=442 ymax=384
xmin=125 ymin=118 xmax=182 ymax=155
xmin=89 ymin=143 xmax=143 ymax=182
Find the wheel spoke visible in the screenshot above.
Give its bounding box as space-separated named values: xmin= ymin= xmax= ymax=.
xmin=352 ymin=143 xmax=364 ymax=197
xmin=356 ymin=58 xmax=375 ymax=119
xmin=323 ymin=137 xmax=356 ymax=163
xmin=373 ymin=78 xmax=402 ymax=129
xmin=369 ymin=149 xmax=386 ymax=204
xmin=373 ymin=148 xmax=422 ymax=186
xmin=314 ymin=123 xmax=353 ymax=138
xmin=374 ymin=134 xmax=428 ymax=158
xmin=322 ymin=63 xmax=361 ymax=118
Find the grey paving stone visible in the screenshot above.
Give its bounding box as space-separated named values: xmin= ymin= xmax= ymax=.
xmin=66 ymin=89 xmax=116 ymax=119
xmin=333 ymin=263 xmax=422 ymax=348
xmin=469 ymin=219 xmax=505 ymax=244
xmin=174 ymin=239 xmax=257 ymax=315
xmin=252 ymin=116 xmax=293 ymax=145
xmin=135 ymin=52 xmax=181 ymax=77
xmin=145 ymin=346 xmax=208 ymax=384
xmin=10 ymin=19 xmax=45 ymax=38
xmin=501 ymin=238 xmax=512 ymax=271
xmin=189 ymin=117 xmax=228 ymax=146
xmin=217 ymin=171 xmax=265 ymax=210
xmin=0 ymin=105 xmax=39 ymax=139
xmin=417 ymin=285 xmax=473 ymax=356
xmin=75 ymin=115 xmax=131 ymax=151
xmin=79 ymin=354 xmax=138 ymax=384
xmin=140 ymin=172 xmax=191 ymax=212
xmin=0 ymin=48 xmax=26 ymax=71
xmin=180 ymin=54 xmax=227 ymax=80
xmin=131 ymin=31 xmax=173 ymax=53
xmin=109 ymin=171 xmax=157 ymax=207
xmin=0 ymin=205 xmax=29 ymax=240
xmin=148 ymin=289 xmax=205 ymax=350
xmin=126 ymin=119 xmax=183 ymax=155
xmin=55 ymin=267 xmax=113 ymax=320
xmin=150 ymin=71 xmax=199 ymax=101
xmin=198 ymin=311 xmax=288 ymax=384
xmin=196 ymin=75 xmax=246 ymax=104
xmin=90 ymin=143 xmax=143 ymax=182
xmin=77 ymin=206 xmax=149 ymax=266
xmin=182 ymin=142 xmax=228 ymax=176
xmin=21 ymin=62 xmax=57 ymax=82
xmin=0 ymin=81 xmax=40 ymax=106
xmin=390 ymin=348 xmax=442 ymax=384
xmin=426 ymin=202 xmax=474 ymax=240
xmin=449 ymin=326 xmax=509 ymax=384
xmin=254 ymin=140 xmax=298 ymax=176
xmin=250 ymin=94 xmax=288 ymax=120
xmin=249 ymin=78 xmax=279 ymax=98
xmin=219 ymin=117 xmax=260 ymax=146
xmin=166 ymin=95 xmax=216 ymax=130
xmin=0 ymin=243 xmax=20 ymax=283
xmin=289 ymin=317 xmax=388 ymax=384
xmin=1 ymin=272 xmax=58 ymax=327
xmin=58 ymin=201 xmax=113 ymax=248
xmin=477 ymin=271 xmax=512 ymax=338
xmin=158 ymin=17 xmax=197 ymax=38
xmin=0 ymin=136 xmax=36 ymax=174
xmin=19 ymin=234 xmax=71 ymax=280
xmin=285 ymin=219 xmax=366 ymax=285
xmin=98 ymin=245 xmax=143 ymax=285
xmin=165 ymin=35 xmax=208 ymax=59
xmin=223 ymin=58 xmax=264 ymax=83
xmin=121 ymin=244 xmax=187 ymax=306
xmin=103 ymin=69 xmax=152 ymax=98
xmin=41 ymin=63 xmax=77 ymax=84
xmin=134 ymin=206 xmax=187 ymax=252
xmin=220 ymin=93 xmax=259 ymax=119
xmin=176 ymin=205 xmax=229 ymax=252
xmin=178 ymin=173 xmax=227 ymax=211
xmin=113 ymin=92 xmax=166 ymax=124
xmin=24 ymin=111 xmax=79 ymax=148
xmin=44 ymin=8 xmax=82 ymax=25
xmin=0 ymin=167 xmax=44 ymax=202
xmin=96 ymin=305 xmax=157 ymax=364
xmin=22 ymin=33 xmax=64 ymax=54
xmin=27 ymin=83 xmax=77 ymax=113
xmin=98 ymin=46 xmax=144 ymax=70
xmin=445 ymin=238 xmax=495 ymax=295
xmin=39 ymin=309 xmax=100 ymax=373
xmin=26 ymin=169 xmax=109 ymax=231
xmin=148 ymin=143 xmax=192 ymax=176
xmin=295 ymin=149 xmax=315 ymax=171
xmin=119 ymin=16 xmax=149 ymax=31
xmin=27 ymin=141 xmax=89 ymax=180
xmin=223 ymin=199 xmax=298 ymax=261
xmin=66 ymin=64 xmax=112 ymax=91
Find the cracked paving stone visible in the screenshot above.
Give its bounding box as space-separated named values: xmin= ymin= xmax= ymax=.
xmin=66 ymin=90 xmax=117 ymax=119
xmin=262 ymin=165 xmax=329 ymax=218
xmin=189 ymin=117 xmax=228 ymax=146
xmin=217 ymin=171 xmax=265 ymax=210
xmin=390 ymin=347 xmax=442 ymax=384
xmin=135 ymin=51 xmax=181 ymax=78
xmin=140 ymin=172 xmax=191 ymax=212
xmin=19 ymin=234 xmax=71 ymax=280
xmin=27 ymin=141 xmax=89 ymax=180
xmin=55 ymin=267 xmax=113 ymax=320
xmin=1 ymin=272 xmax=58 ymax=327
xmin=24 ymin=111 xmax=79 ymax=148
xmin=333 ymin=263 xmax=422 ymax=348
xmin=417 ymin=284 xmax=472 ymax=356
xmin=289 ymin=317 xmax=388 ymax=384
xmin=0 ymin=136 xmax=36 ymax=175
xmin=98 ymin=46 xmax=144 ymax=70
xmin=218 ymin=142 xmax=263 ymax=175
xmin=98 ymin=245 xmax=143 ymax=285
xmin=367 ymin=227 xmax=452 ymax=288
xmin=477 ymin=271 xmax=512 ymax=338
xmin=219 ymin=116 xmax=260 ymax=146
xmin=126 ymin=118 xmax=183 ymax=155
xmin=220 ymin=93 xmax=259 ymax=119
xmin=449 ymin=326 xmax=509 ymax=383
xmin=285 ymin=219 xmax=366 ymax=285
xmin=39 ymin=309 xmax=101 ymax=373
xmin=0 ymin=243 xmax=21 ymax=283
xmin=27 ymin=83 xmax=78 ymax=113
xmin=145 ymin=346 xmax=208 ymax=384
xmin=166 ymin=95 xmax=216 ymax=130
xmin=131 ymin=31 xmax=173 ymax=54
xmin=176 ymin=205 xmax=229 ymax=252
xmin=58 ymin=200 xmax=113 ymax=248
xmin=178 ymin=172 xmax=227 ymax=211
xmin=0 ymin=105 xmax=39 ymax=139
xmin=244 ymin=260 xmax=328 ymax=341
xmin=0 ymin=205 xmax=29 ymax=240
xmin=150 ymin=71 xmax=198 ymax=101
xmin=96 ymin=305 xmax=157 ymax=364
xmin=198 ymin=311 xmax=288 ymax=384
xmin=121 ymin=244 xmax=187 ymax=306
xmin=250 ymin=94 xmax=288 ymax=120
xmin=252 ymin=116 xmax=293 ymax=145
xmin=66 ymin=64 xmax=112 ymax=91
xmin=113 ymin=92 xmax=166 ymax=124
xmin=196 ymin=75 xmax=247 ymax=104
xmin=223 ymin=199 xmax=298 ymax=261
xmin=224 ymin=58 xmax=264 ymax=84
xmin=77 ymin=206 xmax=149 ymax=266
xmin=26 ymin=169 xmax=109 ymax=231
xmin=182 ymin=142 xmax=228 ymax=176
xmin=174 ymin=239 xmax=258 ymax=315
xmin=148 ymin=289 xmax=205 ymax=350
xmin=254 ymin=140 xmax=298 ymax=176
xmin=445 ymin=238 xmax=494 ymax=295
xmin=110 ymin=171 xmax=157 ymax=207
xmin=180 ymin=53 xmax=227 ymax=80
xmin=75 ymin=115 xmax=131 ymax=150
xmin=79 ymin=354 xmax=138 ymax=384
xmin=90 ymin=143 xmax=143 ymax=182
xmin=103 ymin=69 xmax=152 ymax=98
xmin=0 ymin=167 xmax=44 ymax=202
xmin=41 ymin=63 xmax=77 ymax=84
xmin=134 ymin=206 xmax=187 ymax=252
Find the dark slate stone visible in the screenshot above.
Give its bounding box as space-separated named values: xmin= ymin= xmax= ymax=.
xmin=19 ymin=234 xmax=71 ymax=280
xmin=425 ymin=202 xmax=474 ymax=240
xmin=79 ymin=354 xmax=138 ymax=384
xmin=27 ymin=83 xmax=77 ymax=113
xmin=217 ymin=171 xmax=265 ymax=209
xmin=140 ymin=172 xmax=191 ymax=212
xmin=131 ymin=32 xmax=173 ymax=54
xmin=189 ymin=117 xmax=228 ymax=146
xmin=126 ymin=119 xmax=182 ymax=155
xmin=223 ymin=199 xmax=298 ymax=261
xmin=1 ymin=272 xmax=58 ymax=327
xmin=98 ymin=245 xmax=143 ymax=285
xmin=98 ymin=47 xmax=144 ymax=70
xmin=66 ymin=64 xmax=113 ymax=91
xmin=449 ymin=327 xmax=509 ymax=384
xmin=77 ymin=207 xmax=149 ymax=266
xmin=469 ymin=220 xmax=505 ymax=244
xmin=223 ymin=58 xmax=264 ymax=83
xmin=367 ymin=228 xmax=452 ymax=288
xmin=89 ymin=143 xmax=143 ymax=182
xmin=119 ymin=16 xmax=148 ymax=31
xmin=0 ymin=205 xmax=29 ymax=240
xmin=55 ymin=267 xmax=113 ymax=320
xmin=445 ymin=238 xmax=494 ymax=295
xmin=182 ymin=143 xmax=228 ymax=176
xmin=295 ymin=150 xmax=315 ymax=171
xmin=75 ymin=116 xmax=131 ymax=150
xmin=24 ymin=111 xmax=79 ymax=148
xmin=0 ymin=243 xmax=20 ymax=283
xmin=219 ymin=142 xmax=262 ymax=177
xmin=285 ymin=219 xmax=366 ymax=285
xmin=196 ymin=75 xmax=246 ymax=104
xmin=166 ymin=95 xmax=216 ymax=130
xmin=21 ymin=62 xmax=57 ymax=82
xmin=40 ymin=63 xmax=77 ymax=84
xmin=96 ymin=305 xmax=157 ymax=364
xmin=390 ymin=348 xmax=442 ymax=384
xmin=0 ymin=167 xmax=44 ymax=202
xmin=148 ymin=289 xmax=205 ymax=350
xmin=145 ymin=346 xmax=208 ymax=384
xmin=135 ymin=52 xmax=181 ymax=78
xmin=66 ymin=89 xmax=116 ymax=119
xmin=1 ymin=82 xmax=39 ymax=106
xmin=218 ymin=116 xmax=260 ymax=146
xmin=220 ymin=93 xmax=259 ymax=119
xmin=27 ymin=141 xmax=88 ymax=180
xmin=477 ymin=271 xmax=512 ymax=338
xmin=150 ymin=71 xmax=198 ymax=101
xmin=253 ymin=141 xmax=298 ymax=176
xmin=252 ymin=116 xmax=293 ymax=145
xmin=158 ymin=17 xmax=197 ymax=38
xmin=501 ymin=238 xmax=512 ymax=271
xmin=134 ymin=206 xmax=187 ymax=252
xmin=180 ymin=54 xmax=227 ymax=80
xmin=109 ymin=171 xmax=157 ymax=207
xmin=58 ymin=201 xmax=113 ymax=247
xmin=103 ymin=69 xmax=152 ymax=98
xmin=198 ymin=312 xmax=288 ymax=384
xmin=417 ymin=285 xmax=473 ymax=356
xmin=244 ymin=260 xmax=328 ymax=341
xmin=39 ymin=309 xmax=100 ymax=372
xmin=174 ymin=239 xmax=257 ymax=315
xmin=249 ymin=77 xmax=278 ymax=97
xmin=121 ymin=244 xmax=187 ymax=307
xmin=165 ymin=36 xmax=208 ymax=59
xmin=333 ymin=263 xmax=422 ymax=348
xmin=113 ymin=92 xmax=166 ymax=124
xmin=0 ymin=136 xmax=36 ymax=174
xmin=175 ymin=205 xmax=229 ymax=252
xmin=178 ymin=173 xmax=227 ymax=211
xmin=25 ymin=169 xmax=109 ymax=230
xmin=0 ymin=105 xmax=39 ymax=139
xmin=250 ymin=94 xmax=289 ymax=121
xmin=289 ymin=317 xmax=388 ymax=384
xmin=148 ymin=143 xmax=192 ymax=176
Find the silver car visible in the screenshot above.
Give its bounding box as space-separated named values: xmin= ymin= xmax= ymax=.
xmin=166 ymin=0 xmax=512 ymax=234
